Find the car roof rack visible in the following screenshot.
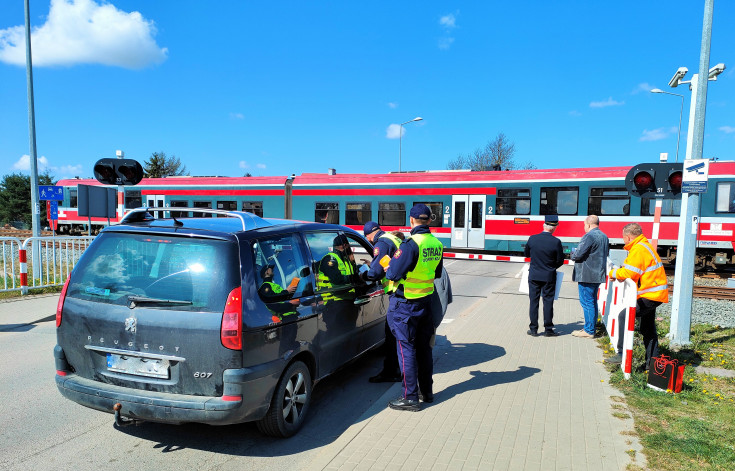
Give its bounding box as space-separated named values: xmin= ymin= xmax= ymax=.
xmin=120 ymin=207 xmax=273 ymax=231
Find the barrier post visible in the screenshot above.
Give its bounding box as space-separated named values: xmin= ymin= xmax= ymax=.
xmin=620 ymin=279 xmax=638 ymax=379
xmin=19 ymin=247 xmax=28 ymax=295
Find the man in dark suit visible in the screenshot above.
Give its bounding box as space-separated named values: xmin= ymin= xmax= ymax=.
xmin=524 ymin=214 xmax=565 ymax=337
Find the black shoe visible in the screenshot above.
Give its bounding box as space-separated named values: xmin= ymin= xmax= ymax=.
xmin=369 ymin=372 xmax=402 ymax=383
xmin=527 ymin=330 xmax=538 ymax=337
xmin=388 ymin=397 xmax=421 ymax=411
xmin=419 ymin=392 xmax=434 ymax=403
xmin=604 ymin=354 xmax=622 ymax=365
xmin=544 ymin=330 xmax=559 ymax=337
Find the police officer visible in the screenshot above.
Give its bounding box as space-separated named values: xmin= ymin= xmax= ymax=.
xmin=316 ymin=235 xmax=356 ymax=303
xmin=361 ymin=221 xmax=403 ymax=383
xmin=258 ymin=264 xmax=298 ymax=323
xmin=525 ymin=214 xmax=564 ymax=337
xmin=385 ymin=204 xmax=443 ymax=411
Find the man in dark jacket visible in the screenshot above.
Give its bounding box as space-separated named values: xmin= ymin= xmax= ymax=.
xmin=524 ymin=214 xmax=564 ymax=337
xmin=571 ymin=215 xmax=609 ymax=338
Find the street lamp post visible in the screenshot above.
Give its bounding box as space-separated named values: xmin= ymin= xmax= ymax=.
xmin=399 ymin=117 xmax=423 ymax=172
xmin=650 ymin=88 xmax=685 ymax=162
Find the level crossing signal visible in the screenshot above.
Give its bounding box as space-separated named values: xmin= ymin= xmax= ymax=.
xmin=625 ymin=163 xmax=683 ymax=198
xmin=93 ymin=158 xmax=144 ymax=186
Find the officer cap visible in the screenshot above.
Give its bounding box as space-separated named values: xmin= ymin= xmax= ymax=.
xmin=333 ymin=235 xmax=348 ymax=247
xmin=410 ymin=203 xmax=432 ymax=220
xmin=544 ymin=214 xmax=559 ymax=226
xmin=260 ymin=264 xmax=275 ymax=279
xmin=363 ymin=221 xmax=380 ymax=236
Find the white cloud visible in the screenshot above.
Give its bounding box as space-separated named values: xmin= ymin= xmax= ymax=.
xmin=439 ymin=14 xmax=457 ymax=29
xmin=230 ymin=112 xmax=244 ymax=120
xmin=632 ymin=83 xmax=652 ymax=94
xmin=719 ymin=126 xmax=735 ymax=134
xmin=12 ymin=154 xmax=82 ymax=178
xmin=639 ymin=127 xmax=677 ymax=142
xmin=388 ymin=102 xmax=398 ymax=109
xmin=386 ymin=124 xmax=405 ymax=139
xmin=438 ymin=37 xmax=455 ymax=50
xmin=569 ymin=110 xmax=582 ymax=117
xmin=589 ymin=97 xmax=625 ymax=108
xmin=256 ymin=163 xmax=266 ymax=169
xmin=0 ymin=0 xmax=167 ymax=69
xmin=239 ymin=161 xmax=250 ymax=169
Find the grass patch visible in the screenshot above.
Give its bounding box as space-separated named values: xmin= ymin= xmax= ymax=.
xmin=0 ymin=285 xmax=62 ymax=301
xmin=599 ymin=321 xmax=735 ymax=471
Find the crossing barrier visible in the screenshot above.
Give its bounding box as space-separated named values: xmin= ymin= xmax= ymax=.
xmin=598 ymin=261 xmax=637 ymax=379
xmin=0 ymin=236 xmax=95 ymax=295
xmin=443 ymin=252 xmax=575 ymax=265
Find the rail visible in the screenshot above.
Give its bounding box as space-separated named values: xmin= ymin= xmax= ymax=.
xmin=0 ymin=236 xmax=95 ymax=295
xmin=668 ymin=284 xmax=735 ymax=302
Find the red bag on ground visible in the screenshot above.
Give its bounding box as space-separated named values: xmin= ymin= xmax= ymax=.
xmin=647 ymin=355 xmax=685 ymax=393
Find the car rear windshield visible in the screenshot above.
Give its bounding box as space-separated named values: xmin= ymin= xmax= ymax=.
xmin=66 ymin=232 xmax=239 ymax=312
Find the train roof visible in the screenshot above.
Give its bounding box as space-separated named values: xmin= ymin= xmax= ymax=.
xmin=54 ymin=161 xmax=735 ymax=187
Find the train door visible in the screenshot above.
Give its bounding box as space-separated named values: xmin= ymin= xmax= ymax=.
xmin=146 ymin=195 xmax=165 ymax=218
xmin=451 ymin=195 xmax=486 ymax=249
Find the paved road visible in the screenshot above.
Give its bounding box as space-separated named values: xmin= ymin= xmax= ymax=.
xmin=0 ymin=260 xmax=510 ymax=471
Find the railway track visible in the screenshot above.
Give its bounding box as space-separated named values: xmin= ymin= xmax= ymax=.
xmin=668 ymin=284 xmax=735 ymax=301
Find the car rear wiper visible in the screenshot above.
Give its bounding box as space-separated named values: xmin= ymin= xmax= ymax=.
xmin=127 ymin=295 xmax=193 ymax=308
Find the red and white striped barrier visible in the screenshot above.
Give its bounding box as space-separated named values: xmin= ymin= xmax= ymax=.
xmin=443 ymin=252 xmax=574 ymax=265
xmin=19 ymin=248 xmax=28 ymax=295
xmin=599 ymin=266 xmax=637 ymax=379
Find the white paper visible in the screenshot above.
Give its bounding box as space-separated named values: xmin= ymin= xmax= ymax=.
xmin=554 ymin=270 xmax=564 ymax=300
xmin=518 ymin=263 xmax=529 ymax=294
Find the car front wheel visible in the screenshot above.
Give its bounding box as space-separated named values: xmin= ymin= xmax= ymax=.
xmin=257 ymin=360 xmax=312 ymax=437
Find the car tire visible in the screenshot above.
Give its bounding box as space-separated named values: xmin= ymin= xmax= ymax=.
xmin=257 ymin=360 xmax=312 ymax=438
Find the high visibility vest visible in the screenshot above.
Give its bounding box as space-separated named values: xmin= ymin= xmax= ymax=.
xmin=379 ymin=233 xmax=402 ymax=294
xmin=399 ymin=233 xmax=443 ymax=299
xmin=609 ymin=234 xmax=669 ymax=303
xmin=260 ymin=281 xmax=297 ymax=322
xmin=317 ymin=252 xmax=355 ymax=302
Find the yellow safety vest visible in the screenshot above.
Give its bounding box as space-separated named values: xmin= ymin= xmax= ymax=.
xmin=260 ymin=281 xmax=297 ymax=321
xmin=379 ymin=233 xmax=402 ymax=294
xmin=317 ymin=252 xmax=355 ymax=302
xmin=399 ymin=233 xmax=443 ymax=299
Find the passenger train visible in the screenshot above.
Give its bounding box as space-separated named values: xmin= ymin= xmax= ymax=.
xmin=54 ymin=163 xmax=735 ymax=268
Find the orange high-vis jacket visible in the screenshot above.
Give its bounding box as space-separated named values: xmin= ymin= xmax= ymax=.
xmin=609 ymin=234 xmax=669 ymax=303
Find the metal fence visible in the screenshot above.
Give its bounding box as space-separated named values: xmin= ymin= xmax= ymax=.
xmin=0 ymin=236 xmax=95 ymax=294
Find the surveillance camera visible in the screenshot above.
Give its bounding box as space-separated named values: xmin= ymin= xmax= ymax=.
xmin=668 ymin=67 xmax=688 ymax=88
xmin=708 ymin=63 xmax=726 ymax=80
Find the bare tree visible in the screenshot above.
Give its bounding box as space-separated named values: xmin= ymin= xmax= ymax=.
xmin=447 ymin=132 xmax=532 ymax=171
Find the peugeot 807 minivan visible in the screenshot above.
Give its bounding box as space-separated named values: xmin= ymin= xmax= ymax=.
xmin=54 ymin=208 xmax=387 ymax=437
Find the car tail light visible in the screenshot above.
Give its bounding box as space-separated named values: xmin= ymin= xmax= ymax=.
xmin=221 ymin=286 xmax=242 ymax=350
xmin=56 ymin=277 xmax=70 ymax=327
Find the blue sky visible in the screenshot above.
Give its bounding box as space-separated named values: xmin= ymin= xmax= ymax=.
xmin=1 ymin=1 xmax=734 ymax=181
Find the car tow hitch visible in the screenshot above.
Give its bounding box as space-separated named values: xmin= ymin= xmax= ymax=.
xmin=113 ymin=403 xmax=144 ymax=427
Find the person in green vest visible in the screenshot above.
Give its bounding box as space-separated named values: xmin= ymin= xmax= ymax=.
xmin=258 ymin=264 xmax=298 ymax=323
xmin=360 ymin=221 xmax=404 ymax=383
xmin=385 ymin=204 xmax=444 ymax=411
xmin=316 ymin=235 xmax=356 ymax=303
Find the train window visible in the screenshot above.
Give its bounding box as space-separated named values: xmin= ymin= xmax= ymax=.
xmin=588 ymin=188 xmax=630 ymax=216
xmin=378 ymin=203 xmax=406 ymax=226
xmin=216 ymin=200 xmax=237 ymax=217
xmin=69 ymin=189 xmax=78 ymax=208
xmin=641 ymin=198 xmax=680 ymax=216
xmin=540 ymin=187 xmax=578 ymax=215
xmin=315 ymin=202 xmax=339 ymax=224
xmin=193 ymin=201 xmax=213 ymax=217
xmin=453 ymin=201 xmax=465 ymax=228
xmin=242 ymin=201 xmax=264 ymax=217
xmin=346 ymin=202 xmax=372 ymax=226
xmin=124 ymin=190 xmax=142 ymax=209
xmin=496 ymin=188 xmax=530 ymax=215
xmin=170 ymin=200 xmax=190 ymax=218
xmin=716 ymin=182 xmax=735 ymax=213
xmin=414 ymin=202 xmax=443 ymax=227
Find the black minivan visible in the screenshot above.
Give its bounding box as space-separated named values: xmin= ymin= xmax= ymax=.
xmin=54 ymin=208 xmax=387 ymax=437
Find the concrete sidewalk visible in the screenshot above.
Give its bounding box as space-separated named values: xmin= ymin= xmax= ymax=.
xmin=306 ymin=267 xmax=643 ymax=471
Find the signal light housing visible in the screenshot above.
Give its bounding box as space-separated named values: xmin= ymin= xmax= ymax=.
xmin=625 ymin=163 xmax=684 ymax=199
xmin=93 ymin=158 xmax=144 ymax=186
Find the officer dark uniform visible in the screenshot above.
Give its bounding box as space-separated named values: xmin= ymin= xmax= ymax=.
xmin=361 ymin=221 xmax=403 ymax=383
xmin=524 ymin=214 xmax=564 ymax=337
xmin=385 ymin=204 xmax=443 ymax=411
